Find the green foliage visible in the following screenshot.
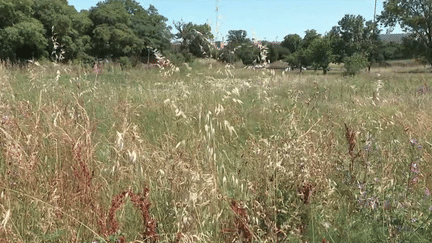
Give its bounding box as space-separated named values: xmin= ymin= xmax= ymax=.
xmin=89 ymin=0 xmax=170 ymax=61
xmin=343 ymin=52 xmax=368 ymax=75
xmin=281 ymin=30 xmax=322 ymax=71
xmin=0 ymin=17 xmax=47 ymax=60
xmin=265 ymin=43 xmax=290 ymax=63
xmin=130 ymin=4 xmax=172 ymax=56
xmin=89 ymin=0 xmax=141 ymax=59
xmin=164 ymin=51 xmax=195 ymax=65
xmin=119 ymin=56 xmax=134 ymax=69
xmin=379 ymin=0 xmax=432 ymax=63
xmin=302 ymin=29 xmax=321 ymax=50
xmin=307 ymin=36 xmax=334 ymax=74
xmin=381 ymin=41 xmax=406 ymax=60
xmin=281 ymin=34 xmax=302 ymax=54
xmin=334 ymin=15 xmax=378 ymax=57
xmin=226 ymin=30 xmax=249 ymax=45
xmin=218 ymin=48 xmax=238 ymax=63
xmin=32 ymin=0 xmax=92 ymax=62
xmin=174 ymin=21 xmax=214 ymax=58
xmin=402 ymin=35 xmax=429 ymax=61
xmin=285 ymin=49 xmax=309 ymax=71
xmin=237 ymin=44 xmax=260 ymax=65
xmin=266 ymin=44 xmax=279 ymax=63
xmin=221 ymin=30 xmax=262 ymax=65
xmin=330 ymin=14 xmax=382 ymax=71
xmin=0 ymin=0 xmax=94 ymax=62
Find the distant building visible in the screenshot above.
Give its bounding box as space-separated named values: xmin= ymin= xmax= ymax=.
xmin=379 ymin=33 xmax=410 ymax=43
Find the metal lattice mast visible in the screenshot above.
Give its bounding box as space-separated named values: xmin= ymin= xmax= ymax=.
xmin=215 ymin=0 xmax=221 ymax=42
xmin=374 ymin=0 xmax=377 ymax=24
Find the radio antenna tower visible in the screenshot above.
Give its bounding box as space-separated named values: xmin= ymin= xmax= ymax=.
xmin=373 ymin=0 xmax=377 ymax=24
xmin=215 ymin=0 xmax=221 ymax=41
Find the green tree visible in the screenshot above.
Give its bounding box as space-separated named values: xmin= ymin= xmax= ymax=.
xmin=89 ymin=0 xmax=142 ymax=59
xmin=307 ymin=36 xmax=334 ymax=74
xmin=264 ymin=42 xmax=280 ymax=63
xmin=174 ymin=21 xmax=214 ymax=58
xmin=303 ymin=29 xmax=321 ymax=49
xmin=344 ymin=52 xmax=368 ymax=75
xmin=226 ymin=30 xmax=249 ymax=45
xmin=89 ymin=0 xmax=171 ymax=61
xmin=282 ymin=30 xmax=320 ymax=72
xmin=32 ymin=0 xmax=93 ymax=62
xmin=130 ymin=4 xmax=172 ymax=60
xmin=285 ymin=49 xmax=309 ymax=72
xmin=281 ymin=34 xmax=302 ymax=54
xmin=332 ymin=14 xmax=382 ymax=71
xmin=378 ymin=0 xmax=432 ymax=63
xmin=401 ymin=36 xmax=424 ymax=60
xmin=0 ymin=0 xmax=48 ymax=61
xmin=237 ymin=44 xmax=260 ymax=65
xmin=223 ymin=30 xmax=262 ymax=65
xmin=327 ymin=26 xmax=345 ymax=63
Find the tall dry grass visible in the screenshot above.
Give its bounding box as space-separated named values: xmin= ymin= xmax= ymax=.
xmin=0 ymin=60 xmax=432 ymax=242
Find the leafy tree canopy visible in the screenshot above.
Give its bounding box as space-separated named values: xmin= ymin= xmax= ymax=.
xmin=32 ymin=0 xmax=93 ymax=61
xmin=174 ymin=21 xmax=214 ymax=58
xmin=307 ymin=36 xmax=334 ymax=74
xmin=0 ymin=0 xmax=47 ymax=60
xmin=226 ymin=30 xmax=249 ymax=46
xmin=378 ymin=0 xmax=432 ymax=63
xmin=89 ymin=0 xmax=171 ymax=60
xmin=303 ymin=29 xmax=321 ymax=49
xmin=0 ymin=17 xmax=47 ymax=60
xmin=330 ymin=14 xmax=381 ymax=67
xmin=281 ymin=34 xmax=302 ymax=54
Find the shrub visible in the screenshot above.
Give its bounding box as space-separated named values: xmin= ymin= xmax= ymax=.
xmin=119 ymin=56 xmax=133 ymax=69
xmin=165 ymin=51 xmax=195 ymax=65
xmin=237 ymin=45 xmax=260 ymax=66
xmin=344 ymin=52 xmax=368 ymax=75
xmin=74 ymin=52 xmax=95 ymax=67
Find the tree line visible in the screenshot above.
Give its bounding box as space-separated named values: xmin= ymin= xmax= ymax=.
xmin=0 ymin=0 xmax=431 ymax=73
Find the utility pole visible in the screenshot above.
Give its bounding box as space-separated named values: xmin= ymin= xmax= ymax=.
xmin=373 ymin=0 xmax=377 ymax=24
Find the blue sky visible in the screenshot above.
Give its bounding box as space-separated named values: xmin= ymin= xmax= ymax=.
xmin=68 ymin=0 xmax=403 ymax=41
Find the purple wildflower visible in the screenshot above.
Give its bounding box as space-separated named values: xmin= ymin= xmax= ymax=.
xmin=410 ymin=139 xmax=422 ymax=149
xmin=411 ymin=163 xmax=420 ymax=174
xmin=425 ymin=188 xmax=431 ymax=197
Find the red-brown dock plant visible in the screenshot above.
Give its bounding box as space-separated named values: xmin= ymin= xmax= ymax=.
xmin=298 ymin=182 xmax=314 ymax=204
xmin=344 ymin=123 xmax=360 ymax=171
xmin=129 ymin=187 xmax=158 ymax=243
xmin=105 ymin=191 xmax=128 ymax=236
xmin=230 ymin=200 xmax=253 ymax=243
xmin=101 ymin=188 xmax=158 ymax=242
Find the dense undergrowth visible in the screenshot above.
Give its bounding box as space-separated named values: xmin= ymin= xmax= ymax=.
xmin=1 ymin=60 xmax=432 ymax=242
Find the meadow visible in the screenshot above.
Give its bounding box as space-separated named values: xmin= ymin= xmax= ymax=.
xmin=0 ymin=59 xmax=432 ymax=242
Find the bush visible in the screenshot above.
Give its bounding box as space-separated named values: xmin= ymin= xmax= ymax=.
xmin=237 ymin=45 xmax=260 ymax=66
xmin=344 ymin=52 xmax=368 ymax=75
xmin=165 ymin=51 xmax=195 ymax=66
xmin=218 ymin=48 xmax=238 ymax=63
xmin=119 ymin=56 xmax=133 ymax=69
xmin=210 ymin=48 xmax=219 ymax=59
xmin=74 ymin=52 xmax=95 ymax=67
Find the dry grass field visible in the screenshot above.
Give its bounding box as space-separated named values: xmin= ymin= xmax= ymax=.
xmin=1 ymin=59 xmax=432 ymax=242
